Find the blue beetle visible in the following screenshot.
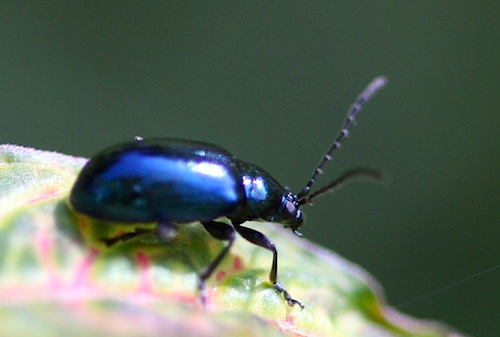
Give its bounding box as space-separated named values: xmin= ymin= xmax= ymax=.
xmin=69 ymin=76 xmax=387 ymax=308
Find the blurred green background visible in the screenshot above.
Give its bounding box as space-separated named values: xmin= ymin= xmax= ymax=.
xmin=1 ymin=2 xmax=498 ymax=336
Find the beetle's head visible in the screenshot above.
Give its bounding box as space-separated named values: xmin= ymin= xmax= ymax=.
xmin=278 ymin=192 xmax=304 ymax=237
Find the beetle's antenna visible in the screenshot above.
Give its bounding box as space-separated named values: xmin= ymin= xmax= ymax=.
xmin=298 ymin=168 xmax=382 ymax=205
xmin=297 ymin=76 xmax=387 ymax=199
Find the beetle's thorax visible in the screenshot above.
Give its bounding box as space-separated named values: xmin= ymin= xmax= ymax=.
xmin=231 ymin=161 xmax=303 ymax=230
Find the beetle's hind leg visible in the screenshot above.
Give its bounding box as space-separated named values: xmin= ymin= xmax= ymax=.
xmin=102 ymin=222 xmax=178 ymax=247
xmin=199 ymin=221 xmax=236 ymax=305
xmin=234 ymin=224 xmax=304 ymax=309
xmin=103 ymin=232 xmax=136 ymax=247
xmin=102 ymin=227 xmax=150 ymax=247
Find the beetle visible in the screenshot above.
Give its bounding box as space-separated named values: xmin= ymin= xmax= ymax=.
xmin=69 ymin=76 xmax=387 ymax=308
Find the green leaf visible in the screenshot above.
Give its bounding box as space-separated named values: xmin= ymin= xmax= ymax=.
xmin=0 ymin=144 xmax=467 ymax=337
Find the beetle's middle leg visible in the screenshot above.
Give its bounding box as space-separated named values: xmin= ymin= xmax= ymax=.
xmin=199 ymin=221 xmax=235 ymax=305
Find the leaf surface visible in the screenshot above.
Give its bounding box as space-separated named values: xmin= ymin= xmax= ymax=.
xmin=0 ymin=144 xmax=467 ymax=337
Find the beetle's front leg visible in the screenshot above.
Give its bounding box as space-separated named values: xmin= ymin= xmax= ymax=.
xmin=234 ymin=225 xmax=304 ymax=309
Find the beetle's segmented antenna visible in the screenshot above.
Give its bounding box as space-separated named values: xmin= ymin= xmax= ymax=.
xmin=297 ymin=76 xmax=387 ymax=199
xmin=298 ymin=168 xmax=383 ymax=205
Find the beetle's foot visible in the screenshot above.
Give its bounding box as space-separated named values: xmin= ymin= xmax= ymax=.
xmin=197 ymin=278 xmax=208 ymax=310
xmin=274 ymin=282 xmax=305 ymax=309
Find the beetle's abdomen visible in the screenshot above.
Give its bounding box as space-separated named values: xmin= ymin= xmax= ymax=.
xmin=70 ymin=140 xmax=245 ymax=223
